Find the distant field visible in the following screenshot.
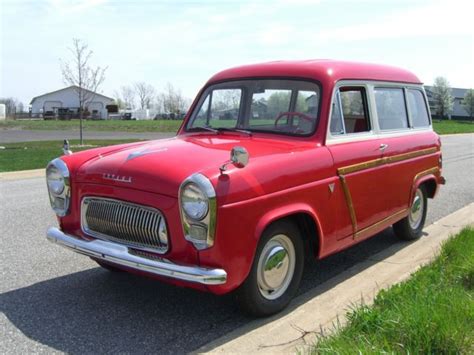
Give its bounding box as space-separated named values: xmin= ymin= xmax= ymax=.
xmin=0 ymin=139 xmax=143 ymax=172
xmin=1 ymin=118 xmax=473 ymax=135
xmin=0 ymin=119 xmax=183 ymax=133
xmin=432 ymin=119 xmax=474 ymax=134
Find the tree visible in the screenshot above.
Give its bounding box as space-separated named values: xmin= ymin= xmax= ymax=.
xmin=0 ymin=97 xmax=19 ymax=116
xmin=113 ymin=85 xmax=135 ymax=110
xmin=432 ymin=77 xmax=453 ymax=120
xmin=159 ymin=82 xmax=190 ymax=116
xmin=61 ymin=38 xmax=107 ymax=144
xmin=134 ymin=82 xmax=155 ymax=109
xmin=462 ymin=89 xmax=474 ymax=121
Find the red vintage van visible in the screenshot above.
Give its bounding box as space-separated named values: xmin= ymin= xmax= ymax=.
xmin=46 ymin=60 xmax=444 ymax=316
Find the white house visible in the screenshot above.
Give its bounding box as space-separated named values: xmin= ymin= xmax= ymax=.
xmin=30 ymin=86 xmax=115 ymax=119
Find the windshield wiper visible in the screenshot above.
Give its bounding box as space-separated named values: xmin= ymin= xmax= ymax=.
xmin=217 ymin=127 xmax=253 ymax=136
xmin=188 ymin=126 xmax=218 ymax=133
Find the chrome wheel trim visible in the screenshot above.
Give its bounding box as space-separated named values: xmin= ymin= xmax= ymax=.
xmin=409 ymin=189 xmax=424 ymax=230
xmin=257 ymin=234 xmax=296 ymax=301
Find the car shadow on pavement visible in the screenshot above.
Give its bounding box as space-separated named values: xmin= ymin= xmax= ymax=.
xmin=0 ymin=228 xmax=415 ymax=353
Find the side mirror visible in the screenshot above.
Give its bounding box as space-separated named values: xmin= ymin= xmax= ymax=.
xmin=230 ymin=146 xmax=249 ymax=168
xmin=220 ymin=146 xmax=249 ymax=173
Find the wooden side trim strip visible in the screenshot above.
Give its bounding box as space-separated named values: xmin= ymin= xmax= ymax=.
xmin=337 ymin=147 xmax=438 ymax=175
xmin=336 ymin=148 xmax=439 ymax=240
xmin=339 ymin=175 xmax=358 ymax=236
xmin=354 ymin=209 xmax=407 ymax=239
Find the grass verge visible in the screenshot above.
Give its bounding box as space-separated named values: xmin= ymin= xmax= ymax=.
xmin=0 ymin=119 xmax=182 ymax=133
xmin=312 ymin=226 xmax=474 ymax=354
xmin=432 ymin=120 xmax=474 ymax=134
xmin=0 ymin=139 xmax=143 ymax=172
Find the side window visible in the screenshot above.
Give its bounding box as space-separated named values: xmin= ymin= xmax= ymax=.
xmin=374 ymin=88 xmax=409 ymax=130
xmin=407 ymin=89 xmax=430 ymax=127
xmin=330 ymin=87 xmax=370 ymax=135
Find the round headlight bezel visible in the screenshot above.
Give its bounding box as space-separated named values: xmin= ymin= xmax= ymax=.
xmin=46 ymin=158 xmax=71 ymax=217
xmin=179 ymin=173 xmax=217 ymax=250
xmin=181 ymin=182 xmax=209 ymax=221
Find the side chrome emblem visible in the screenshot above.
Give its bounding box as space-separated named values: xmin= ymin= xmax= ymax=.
xmin=102 ymin=173 xmax=132 ymax=183
xmin=328 ymin=183 xmax=335 ymax=193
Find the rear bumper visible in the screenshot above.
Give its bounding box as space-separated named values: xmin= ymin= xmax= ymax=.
xmin=46 ymin=227 xmax=227 ymax=285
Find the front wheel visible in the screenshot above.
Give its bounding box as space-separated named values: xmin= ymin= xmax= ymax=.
xmin=236 ymin=220 xmax=304 ymax=317
xmin=393 ymin=185 xmax=428 ymax=241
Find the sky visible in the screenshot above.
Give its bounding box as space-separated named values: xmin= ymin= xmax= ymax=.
xmin=1 ymin=0 xmax=473 ymax=107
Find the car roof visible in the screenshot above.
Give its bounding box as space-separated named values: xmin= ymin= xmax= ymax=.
xmin=207 ymin=59 xmax=422 ymax=85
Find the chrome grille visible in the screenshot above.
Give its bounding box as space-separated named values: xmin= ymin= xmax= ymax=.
xmin=81 ymin=197 xmax=168 ymax=253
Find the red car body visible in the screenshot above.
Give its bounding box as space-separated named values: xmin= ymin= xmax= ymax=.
xmin=47 ymin=60 xmax=443 ymax=300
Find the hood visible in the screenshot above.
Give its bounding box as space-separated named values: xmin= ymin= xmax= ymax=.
xmin=75 ymin=133 xmax=315 ymax=197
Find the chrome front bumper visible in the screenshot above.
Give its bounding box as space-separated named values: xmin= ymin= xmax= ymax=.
xmin=46 ymin=227 xmax=227 ymax=285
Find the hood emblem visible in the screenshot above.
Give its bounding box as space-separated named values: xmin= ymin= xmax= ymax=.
xmin=127 ymin=147 xmax=168 ymax=161
xmin=102 ymin=173 xmax=132 ymax=183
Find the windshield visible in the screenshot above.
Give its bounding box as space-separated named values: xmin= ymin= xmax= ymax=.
xmin=186 ymin=79 xmax=320 ymax=136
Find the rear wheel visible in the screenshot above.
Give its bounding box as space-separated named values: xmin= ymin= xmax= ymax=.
xmin=236 ymin=220 xmax=304 ymax=317
xmin=393 ymin=185 xmax=428 ymax=241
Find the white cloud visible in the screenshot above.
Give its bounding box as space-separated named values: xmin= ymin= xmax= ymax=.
xmin=47 ymin=0 xmax=107 ymax=15
xmin=312 ymin=0 xmax=473 ymax=43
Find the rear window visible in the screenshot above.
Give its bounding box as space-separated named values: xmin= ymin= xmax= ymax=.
xmin=374 ymin=88 xmax=409 ymax=130
xmin=407 ymin=89 xmax=430 ymax=127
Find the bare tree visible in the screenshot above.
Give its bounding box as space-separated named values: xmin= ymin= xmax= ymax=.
xmin=134 ymin=82 xmax=155 ymax=109
xmin=160 ymin=82 xmax=190 ymax=116
xmin=432 ymin=77 xmax=454 ymax=120
xmin=0 ymin=97 xmax=19 ymax=117
xmin=113 ymin=85 xmax=135 ymax=110
xmin=61 ymin=38 xmax=107 ymax=144
xmin=121 ymin=85 xmax=136 ymax=109
xmin=462 ymin=89 xmax=474 ymax=122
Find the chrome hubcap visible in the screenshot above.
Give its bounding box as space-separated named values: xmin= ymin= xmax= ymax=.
xmin=257 ymin=234 xmax=295 ymax=300
xmin=409 ymin=189 xmax=424 ymax=230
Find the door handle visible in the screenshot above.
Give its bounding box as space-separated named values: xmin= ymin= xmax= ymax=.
xmin=379 ymin=143 xmax=389 ymax=151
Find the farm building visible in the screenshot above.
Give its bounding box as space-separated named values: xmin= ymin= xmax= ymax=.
xmin=30 ymin=86 xmax=115 ymax=119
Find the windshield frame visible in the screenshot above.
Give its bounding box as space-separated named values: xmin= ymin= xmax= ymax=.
xmin=185 ymin=77 xmax=322 ymax=137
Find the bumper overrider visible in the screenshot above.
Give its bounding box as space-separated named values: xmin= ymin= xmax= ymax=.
xmin=46 ymin=227 xmax=227 ymax=285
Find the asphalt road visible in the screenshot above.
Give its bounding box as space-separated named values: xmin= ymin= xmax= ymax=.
xmin=0 ymin=129 xmax=174 ymax=143
xmin=1 ymin=134 xmax=473 ymax=354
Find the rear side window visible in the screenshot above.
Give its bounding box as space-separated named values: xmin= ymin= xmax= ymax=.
xmin=330 ymin=87 xmax=370 ymax=135
xmin=374 ymin=88 xmax=408 ymax=130
xmin=407 ymin=89 xmax=430 ymax=127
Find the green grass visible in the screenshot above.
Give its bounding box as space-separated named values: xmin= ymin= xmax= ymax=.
xmin=0 ymin=119 xmax=183 ymax=133
xmin=311 ymin=227 xmax=474 ymax=354
xmin=433 ymin=119 xmax=474 ymax=135
xmin=2 ymin=118 xmax=473 ymax=135
xmin=0 ymin=139 xmax=143 ymax=172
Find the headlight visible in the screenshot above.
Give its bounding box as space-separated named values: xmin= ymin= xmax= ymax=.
xmin=179 ymin=173 xmax=216 ymax=250
xmin=46 ymin=158 xmax=71 ymax=216
xmin=181 ymin=183 xmax=209 ymax=220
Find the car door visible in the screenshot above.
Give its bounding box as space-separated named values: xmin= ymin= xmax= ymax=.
xmin=374 ymin=86 xmax=439 ymax=215
xmin=327 ymin=85 xmax=390 ymax=240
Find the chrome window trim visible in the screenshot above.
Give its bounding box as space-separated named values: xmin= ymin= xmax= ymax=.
xmin=179 ymin=173 xmax=217 ymax=250
xmin=326 ymin=80 xmax=433 ymax=146
xmin=80 ymin=196 xmax=169 ymax=254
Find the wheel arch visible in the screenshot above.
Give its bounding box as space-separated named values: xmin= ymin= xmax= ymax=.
xmin=412 ymin=174 xmax=438 ymax=200
xmin=254 ymin=203 xmax=323 ymax=260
